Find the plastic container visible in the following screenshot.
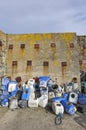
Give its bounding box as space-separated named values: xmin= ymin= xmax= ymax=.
xmin=61 ymin=100 xmax=76 ymax=115
xmin=1 ymin=98 xmax=9 ymax=107
xmin=2 ymin=78 xmax=10 ymax=86
xmin=69 ymin=92 xmax=78 ymax=104
xmin=62 ymin=93 xmax=69 ymax=100
xmin=52 ymin=101 xmax=64 ymax=115
xmin=78 ymin=94 xmax=86 ymax=105
xmin=29 ymin=92 xmax=35 ymax=100
xmin=38 ymin=95 xmax=48 ymax=108
xmin=8 ymin=81 xmax=18 ymax=92
xmin=18 ymin=100 xmax=28 ymax=108
xmin=40 ymin=87 xmax=48 ymax=96
xmin=1 ymin=78 xmax=10 ymax=91
xmin=48 ymin=91 xmax=55 ymax=99
xmin=9 ymin=87 xmax=19 ymax=98
xmin=28 ymin=99 xmax=38 ymax=107
xmin=9 ymin=98 xmax=18 ymax=110
xmin=28 ymin=79 xmax=35 ymax=86
xmin=52 ymin=97 xmax=66 ymax=103
xmin=22 ymin=87 xmax=30 ymax=100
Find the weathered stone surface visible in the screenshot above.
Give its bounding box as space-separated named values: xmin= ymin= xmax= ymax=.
xmin=0 ymin=30 xmax=86 ymax=90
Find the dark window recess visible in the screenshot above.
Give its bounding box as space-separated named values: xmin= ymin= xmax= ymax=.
xmin=61 ymin=62 xmax=67 ymax=67
xmin=43 ymin=61 xmax=49 ymax=66
xmin=20 ymin=44 xmax=25 ymax=49
xmin=9 ymin=44 xmax=13 ymax=49
xmin=79 ymin=60 xmax=83 ymax=65
xmin=34 ymin=44 xmax=39 ymax=49
xmin=70 ymin=43 xmax=74 ymax=48
xmin=0 ymin=41 xmax=2 ymax=47
xmin=51 ymin=43 xmax=56 ymax=47
xmin=12 ymin=61 xmax=17 ymax=66
xmin=83 ymin=44 xmax=86 ymax=49
xmin=27 ymin=60 xmax=32 ymax=66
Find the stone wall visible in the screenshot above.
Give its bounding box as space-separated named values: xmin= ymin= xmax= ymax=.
xmin=0 ymin=30 xmax=83 ymax=90
xmin=6 ymin=33 xmax=80 ymax=88
xmin=77 ymin=36 xmax=86 ymax=72
xmin=0 ymin=31 xmax=7 ymax=86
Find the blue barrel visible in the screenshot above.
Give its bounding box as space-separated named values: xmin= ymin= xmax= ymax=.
xmin=61 ymin=100 xmax=76 ymax=115
xmin=78 ymin=94 xmax=86 ymax=105
xmin=22 ymin=87 xmax=30 ymax=100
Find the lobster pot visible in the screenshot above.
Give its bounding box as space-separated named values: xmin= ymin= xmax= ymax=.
xmin=69 ymin=92 xmax=78 ymax=104
xmin=28 ymin=99 xmax=38 ymax=108
xmin=78 ymin=94 xmax=86 ymax=105
xmin=8 ymin=81 xmax=18 ymax=92
xmin=61 ymin=101 xmax=76 ymax=115
xmin=48 ymin=92 xmax=55 ymax=99
xmin=38 ymin=95 xmax=48 ymax=108
xmin=40 ymin=87 xmax=48 ymax=96
xmin=9 ymin=98 xmax=18 ymax=110
xmin=28 ymin=79 xmax=35 ymax=86
xmin=52 ymin=101 xmax=64 ymax=115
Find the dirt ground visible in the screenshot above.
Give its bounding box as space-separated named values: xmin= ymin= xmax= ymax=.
xmin=0 ymin=104 xmax=86 ymax=130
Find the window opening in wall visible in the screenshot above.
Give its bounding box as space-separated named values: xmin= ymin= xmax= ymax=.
xmin=34 ymin=44 xmax=39 ymax=49
xmin=51 ymin=43 xmax=56 ymax=47
xmin=27 ymin=60 xmax=32 ymax=66
xmin=83 ymin=44 xmax=86 ymax=49
xmin=20 ymin=44 xmax=25 ymax=49
xmin=61 ymin=62 xmax=67 ymax=67
xmin=0 ymin=41 xmax=2 ymax=47
xmin=61 ymin=62 xmax=67 ymax=82
xmin=12 ymin=61 xmax=17 ymax=66
xmin=43 ymin=61 xmax=49 ymax=66
xmin=70 ymin=43 xmax=74 ymax=48
xmin=9 ymin=44 xmax=13 ymax=49
xmin=43 ymin=61 xmax=49 ymax=75
xmin=79 ymin=60 xmax=82 ymax=65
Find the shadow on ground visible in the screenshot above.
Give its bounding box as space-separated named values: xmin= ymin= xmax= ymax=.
xmin=74 ymin=104 xmax=86 ymax=129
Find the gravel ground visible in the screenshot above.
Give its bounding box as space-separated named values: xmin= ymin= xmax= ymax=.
xmin=0 ymin=105 xmax=86 ymax=130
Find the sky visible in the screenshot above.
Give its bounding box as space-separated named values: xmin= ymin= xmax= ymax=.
xmin=0 ymin=0 xmax=86 ymax=35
